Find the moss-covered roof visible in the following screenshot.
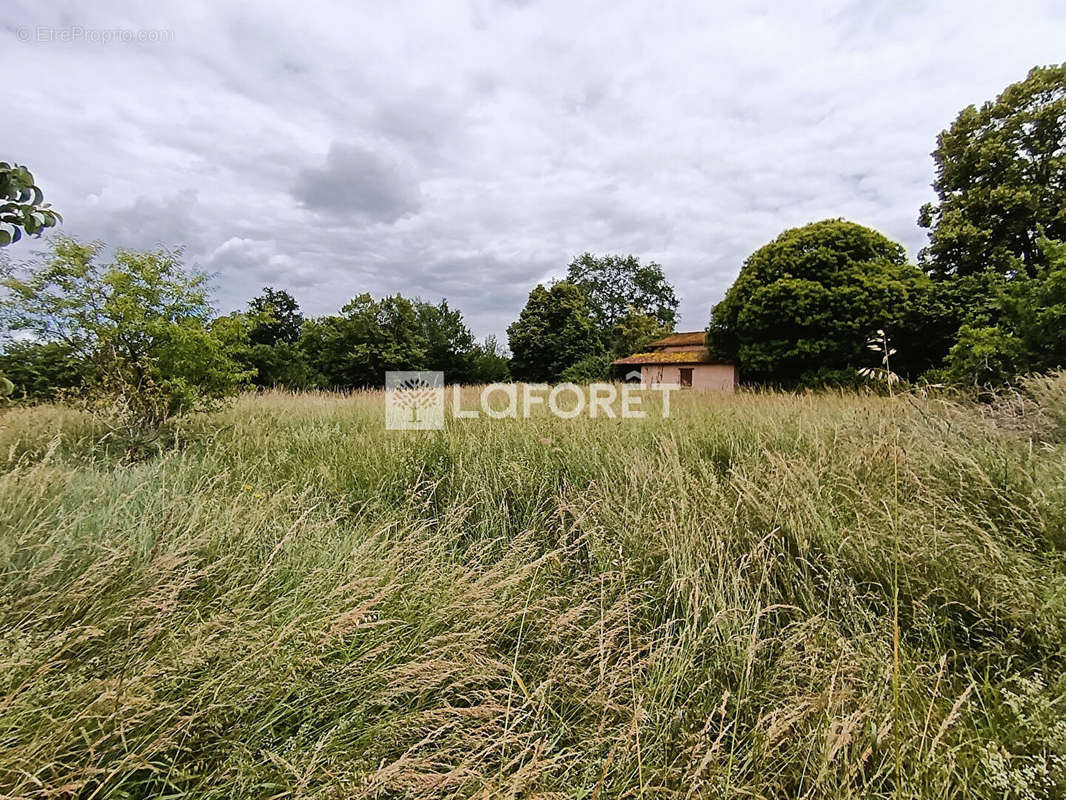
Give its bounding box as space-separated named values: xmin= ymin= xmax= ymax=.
xmin=611 ymin=348 xmax=715 ymax=366
xmin=646 ymin=331 xmax=706 ymax=348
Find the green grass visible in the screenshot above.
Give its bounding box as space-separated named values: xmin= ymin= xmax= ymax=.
xmin=1 ymin=380 xmax=1065 ymax=798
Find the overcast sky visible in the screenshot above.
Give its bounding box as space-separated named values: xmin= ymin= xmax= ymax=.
xmin=6 ymin=1 xmax=1066 ymax=341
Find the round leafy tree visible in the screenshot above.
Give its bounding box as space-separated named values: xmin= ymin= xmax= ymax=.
xmin=707 ymin=219 xmax=931 ymax=386
xmin=565 ymin=253 xmax=678 ymax=332
xmin=507 ymin=282 xmax=601 ymax=382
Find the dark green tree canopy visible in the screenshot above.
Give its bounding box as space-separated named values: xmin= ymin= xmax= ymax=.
xmin=918 ymin=63 xmax=1066 ymax=279
xmin=242 ymin=291 xmax=505 ymax=390
xmin=708 ymin=219 xmax=932 ymax=386
xmin=944 ymin=234 xmax=1066 ymax=386
xmin=248 ymin=287 xmax=303 ymax=346
xmin=414 ymin=298 xmax=476 ymax=381
xmin=299 ymin=293 xmax=426 ymax=389
xmin=0 ymin=162 xmax=61 ymax=247
xmin=565 ymin=253 xmax=678 ymax=332
xmin=507 ymin=281 xmax=601 ymax=382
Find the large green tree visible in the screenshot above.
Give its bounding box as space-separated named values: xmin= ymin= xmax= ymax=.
xmin=299 ymin=293 xmax=425 ymax=388
xmin=565 ymin=253 xmax=678 ymax=333
xmin=707 ymin=220 xmax=933 ymax=386
xmin=918 ymin=63 xmax=1066 ymax=279
xmin=414 ymin=298 xmax=476 ymax=382
xmin=507 ymin=282 xmax=601 ymax=382
xmin=248 ymin=287 xmax=303 ymax=346
xmin=241 ymin=288 xmax=311 ymax=388
xmin=0 ymin=237 xmax=250 ymax=430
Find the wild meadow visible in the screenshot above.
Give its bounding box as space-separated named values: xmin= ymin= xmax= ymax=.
xmin=2 ymin=378 xmax=1065 ymax=799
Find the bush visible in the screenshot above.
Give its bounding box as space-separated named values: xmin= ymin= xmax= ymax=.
xmin=559 ymin=351 xmax=613 ymax=383
xmin=0 ymin=340 xmax=88 ymax=400
xmin=945 ymin=324 xmax=1027 ymax=389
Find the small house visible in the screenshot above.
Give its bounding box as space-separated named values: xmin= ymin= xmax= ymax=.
xmin=612 ymin=331 xmax=735 ymax=391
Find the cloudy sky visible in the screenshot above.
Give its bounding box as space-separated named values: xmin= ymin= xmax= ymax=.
xmin=6 ymin=1 xmax=1066 ymax=341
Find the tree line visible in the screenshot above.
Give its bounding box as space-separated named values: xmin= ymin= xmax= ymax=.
xmin=1 ymin=62 xmax=1064 ymax=426
xmin=0 ymin=240 xmax=510 ymax=404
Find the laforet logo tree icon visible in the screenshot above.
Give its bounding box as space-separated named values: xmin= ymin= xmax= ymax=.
xmin=393 ymin=376 xmax=437 ymax=423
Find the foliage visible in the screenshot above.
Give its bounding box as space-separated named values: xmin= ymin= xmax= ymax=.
xmin=944 ymin=235 xmax=1066 ymax=387
xmin=909 ymin=270 xmax=1007 ymax=373
xmin=467 ymin=335 xmax=511 ymax=383
xmin=299 ymin=293 xmax=426 ymax=388
xmin=414 ymin=298 xmax=476 ymax=382
xmin=0 ymin=162 xmax=61 ymax=246
xmin=945 ymin=324 xmax=1028 ymax=389
xmin=295 ymin=296 xmax=504 ymax=388
xmin=559 ymin=351 xmax=613 ymax=383
xmin=565 ymin=252 xmax=678 ymax=333
xmin=244 ymin=342 xmax=313 ymax=389
xmin=918 ymin=63 xmax=1066 ymax=279
xmin=0 ymin=339 xmax=88 ymax=400
xmin=708 ymin=219 xmax=932 ymax=386
xmin=0 ymin=237 xmax=250 ymax=434
xmin=610 ymin=307 xmax=674 ymax=358
xmin=507 ymin=281 xmax=602 ymax=382
xmin=239 ymin=289 xmax=312 ymax=388
xmin=247 ymin=287 xmax=303 ymax=346
xmin=2 ymin=385 xmax=1065 ymax=796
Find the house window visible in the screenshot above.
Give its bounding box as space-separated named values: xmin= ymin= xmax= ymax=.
xmin=679 ymin=368 xmax=693 ymax=387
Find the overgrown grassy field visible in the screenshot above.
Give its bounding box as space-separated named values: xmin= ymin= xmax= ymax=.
xmin=2 ymin=379 xmax=1066 ymax=799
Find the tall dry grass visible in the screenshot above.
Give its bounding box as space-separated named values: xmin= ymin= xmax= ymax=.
xmin=1 ymin=377 xmax=1065 ymax=798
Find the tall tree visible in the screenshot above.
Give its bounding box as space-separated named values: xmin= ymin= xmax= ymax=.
xmin=707 ymin=220 xmax=933 ymax=386
xmin=248 ymin=287 xmax=303 ymax=346
xmin=413 ymin=298 xmax=476 ymax=382
xmin=241 ymin=288 xmax=310 ymax=388
xmin=565 ymin=253 xmax=678 ymax=333
xmin=507 ymin=282 xmax=601 ymax=382
xmin=299 ymin=293 xmax=425 ymax=388
xmin=918 ymin=63 xmax=1066 ymax=279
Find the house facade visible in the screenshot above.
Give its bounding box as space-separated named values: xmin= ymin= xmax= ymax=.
xmin=611 ymin=331 xmax=736 ymax=391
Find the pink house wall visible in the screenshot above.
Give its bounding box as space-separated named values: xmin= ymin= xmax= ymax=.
xmin=639 ymin=364 xmax=736 ymax=391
